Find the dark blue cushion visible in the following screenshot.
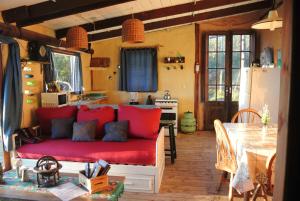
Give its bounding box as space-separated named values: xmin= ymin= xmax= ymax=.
xmin=72 ymin=120 xmax=97 ymax=141
xmin=102 ymin=121 xmax=128 ymax=142
xmin=51 ymin=118 xmax=74 ymax=139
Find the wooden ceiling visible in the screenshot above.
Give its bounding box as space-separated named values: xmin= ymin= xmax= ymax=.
xmin=0 ymin=0 xmax=272 ymax=42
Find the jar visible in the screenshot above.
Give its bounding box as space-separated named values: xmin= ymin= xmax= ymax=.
xmin=180 ymin=111 xmax=196 ymax=133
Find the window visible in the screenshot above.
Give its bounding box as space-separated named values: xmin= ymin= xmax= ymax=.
xmin=119 ymin=48 xmax=158 ymax=92
xmin=51 ymin=52 xmax=82 ymax=93
xmin=208 ymin=35 xmax=226 ymax=101
xmin=232 ymin=34 xmax=252 ymax=101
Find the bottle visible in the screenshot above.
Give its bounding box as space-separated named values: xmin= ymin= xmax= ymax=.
xmin=146 ymin=95 xmax=154 ymax=105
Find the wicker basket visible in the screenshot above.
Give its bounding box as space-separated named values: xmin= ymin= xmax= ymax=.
xmin=66 ymin=26 xmax=88 ymax=50
xmin=122 ymin=18 xmax=144 ymax=43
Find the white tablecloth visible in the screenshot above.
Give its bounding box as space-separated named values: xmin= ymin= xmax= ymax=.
xmin=223 ymin=123 xmax=277 ymax=193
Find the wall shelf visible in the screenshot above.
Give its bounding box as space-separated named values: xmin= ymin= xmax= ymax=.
xmin=89 ymin=67 xmax=107 ymax=71
xmin=21 ymin=59 xmax=50 ymax=65
xmin=164 ymin=56 xmax=185 ymax=63
xmin=90 ymin=57 xmax=110 ymax=67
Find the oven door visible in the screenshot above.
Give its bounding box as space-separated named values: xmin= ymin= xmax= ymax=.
xmin=160 ymin=107 xmax=176 ymax=121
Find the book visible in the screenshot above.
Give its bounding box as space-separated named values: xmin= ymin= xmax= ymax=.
xmin=85 ymin=163 xmax=91 ymax=178
xmin=101 ymin=165 xmax=111 ymax=176
xmin=91 ymin=163 xmax=102 ymax=178
xmin=97 ymin=160 xmax=110 ymax=176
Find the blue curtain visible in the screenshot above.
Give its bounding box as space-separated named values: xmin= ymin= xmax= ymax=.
xmin=73 ymin=53 xmax=83 ymax=93
xmin=43 ymin=49 xmax=55 ymax=91
xmin=0 ymin=35 xmax=23 ymax=151
xmin=120 ymin=48 xmax=158 ymax=92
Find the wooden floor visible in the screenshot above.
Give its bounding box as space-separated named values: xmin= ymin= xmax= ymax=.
xmin=120 ymin=131 xmax=230 ymax=201
xmin=0 ymin=132 xmax=269 ymax=201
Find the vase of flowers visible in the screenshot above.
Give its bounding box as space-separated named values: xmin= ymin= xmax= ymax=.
xmin=261 ymin=104 xmax=271 ymax=132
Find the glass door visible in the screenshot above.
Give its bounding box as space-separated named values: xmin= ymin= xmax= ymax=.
xmin=203 ymin=32 xmax=254 ymax=130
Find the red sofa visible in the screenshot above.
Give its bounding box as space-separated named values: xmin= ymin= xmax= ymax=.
xmin=16 ymin=105 xmax=161 ymax=166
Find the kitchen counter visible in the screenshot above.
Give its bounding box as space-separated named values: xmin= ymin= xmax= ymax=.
xmin=68 ymin=90 xmax=108 ymax=106
xmin=68 ymin=96 xmax=108 ymax=106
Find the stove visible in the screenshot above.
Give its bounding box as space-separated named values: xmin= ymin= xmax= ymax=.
xmin=155 ymin=99 xmax=178 ymax=136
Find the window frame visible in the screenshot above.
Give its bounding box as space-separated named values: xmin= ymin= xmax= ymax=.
xmin=202 ymin=30 xmax=256 ymax=102
xmin=51 ymin=48 xmax=81 ymax=93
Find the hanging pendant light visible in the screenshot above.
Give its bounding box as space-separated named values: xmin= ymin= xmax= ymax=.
xmin=251 ymin=9 xmax=282 ymax=31
xmin=122 ymin=16 xmax=144 ymax=43
xmin=66 ymin=26 xmax=88 ymax=50
xmin=251 ymin=0 xmax=282 ymax=31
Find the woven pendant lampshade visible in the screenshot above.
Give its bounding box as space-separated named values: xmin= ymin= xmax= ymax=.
xmin=66 ymin=26 xmax=88 ymax=50
xmin=122 ymin=18 xmax=145 ymax=43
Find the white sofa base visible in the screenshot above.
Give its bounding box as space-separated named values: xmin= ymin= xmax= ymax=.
xmin=11 ymin=128 xmax=165 ymax=193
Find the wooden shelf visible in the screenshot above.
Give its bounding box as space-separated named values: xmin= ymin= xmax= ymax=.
xmin=89 ymin=67 xmax=107 ymax=71
xmin=164 ymin=56 xmax=185 ymax=63
xmin=21 ymin=59 xmax=50 ymax=65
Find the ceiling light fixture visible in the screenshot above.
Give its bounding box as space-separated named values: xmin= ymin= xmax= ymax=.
xmin=251 ymin=0 xmax=282 ymax=31
xmin=121 ymin=8 xmax=144 ymax=43
xmin=66 ymin=26 xmax=88 ymax=50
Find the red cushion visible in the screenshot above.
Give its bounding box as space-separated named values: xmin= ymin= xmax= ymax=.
xmin=118 ymin=105 xmax=161 ymax=139
xmin=36 ymin=106 xmax=78 ymax=136
xmin=77 ymin=106 xmax=115 ymax=138
xmin=17 ymin=138 xmax=156 ymax=165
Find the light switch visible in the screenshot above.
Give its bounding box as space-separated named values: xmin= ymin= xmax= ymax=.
xmin=195 ymin=64 xmax=200 ymax=72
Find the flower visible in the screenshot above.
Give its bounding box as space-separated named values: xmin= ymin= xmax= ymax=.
xmin=261 ymin=104 xmax=271 ymax=125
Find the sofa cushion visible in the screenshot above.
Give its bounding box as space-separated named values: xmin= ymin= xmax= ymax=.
xmin=103 ymin=121 xmax=128 ymax=142
xmin=17 ymin=138 xmax=156 ymax=165
xmin=51 ymin=117 xmax=74 ymax=139
xmin=36 ymin=106 xmax=78 ymax=136
xmin=77 ymin=105 xmax=115 ymax=138
xmin=72 ymin=120 xmax=97 ymax=141
xmin=118 ymin=105 xmax=161 ymax=139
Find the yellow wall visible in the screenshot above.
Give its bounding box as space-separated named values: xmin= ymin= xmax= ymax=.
xmin=91 ymin=25 xmax=195 ymax=118
xmin=1 ymin=16 xmax=91 ymax=127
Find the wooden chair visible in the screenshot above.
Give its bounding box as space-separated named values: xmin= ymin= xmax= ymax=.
xmin=214 ymin=119 xmax=240 ymax=201
xmin=251 ymin=152 xmax=276 ymax=201
xmin=231 ymin=108 xmax=261 ymax=123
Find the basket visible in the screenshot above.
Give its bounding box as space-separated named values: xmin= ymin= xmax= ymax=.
xmin=78 ymin=170 xmax=109 ymax=194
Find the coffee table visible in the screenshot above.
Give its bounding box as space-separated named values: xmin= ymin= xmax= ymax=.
xmin=0 ymin=170 xmax=125 ymax=201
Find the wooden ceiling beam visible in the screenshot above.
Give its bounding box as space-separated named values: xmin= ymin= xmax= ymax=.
xmin=0 ymin=21 xmax=66 ymax=47
xmin=88 ymin=0 xmax=272 ymax=42
xmin=56 ymin=0 xmax=262 ymax=39
xmin=1 ymin=0 xmax=134 ymax=27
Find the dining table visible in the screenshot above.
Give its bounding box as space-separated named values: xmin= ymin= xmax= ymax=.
xmin=222 ymin=123 xmax=277 ymax=200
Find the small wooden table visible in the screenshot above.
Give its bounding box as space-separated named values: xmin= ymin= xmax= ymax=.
xmin=0 ymin=170 xmax=125 ymax=201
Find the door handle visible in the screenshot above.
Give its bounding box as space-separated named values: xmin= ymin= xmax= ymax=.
xmin=225 ymin=86 xmax=232 ymax=94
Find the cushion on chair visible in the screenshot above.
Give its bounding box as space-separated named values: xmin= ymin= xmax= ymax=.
xmin=118 ymin=105 xmax=161 ymax=139
xmin=51 ymin=117 xmax=74 ymax=139
xmin=36 ymin=106 xmax=78 ymax=136
xmin=77 ymin=105 xmax=115 ymax=138
xmin=72 ymin=120 xmax=98 ymax=141
xmin=103 ymin=120 xmax=129 ymax=142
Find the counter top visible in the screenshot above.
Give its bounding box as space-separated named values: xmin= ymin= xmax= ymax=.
xmin=68 ymin=96 xmax=108 ymax=106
